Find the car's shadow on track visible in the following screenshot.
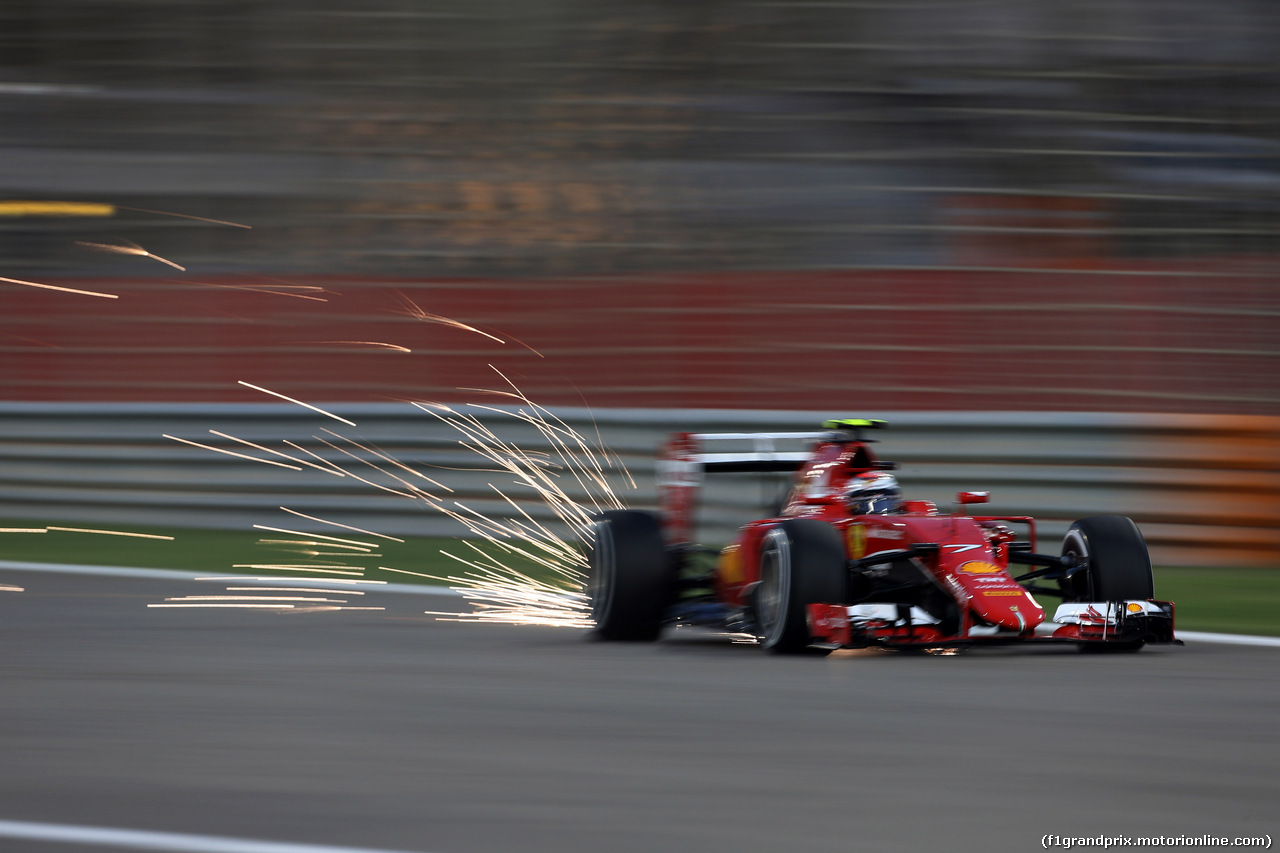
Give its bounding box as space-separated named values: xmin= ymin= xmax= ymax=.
xmin=638 ymin=628 xmax=1152 ymax=659
xmin=538 ymin=624 xmax=1181 ymax=660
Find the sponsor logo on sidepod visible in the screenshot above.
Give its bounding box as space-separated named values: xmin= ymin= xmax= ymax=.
xmin=958 ymin=560 xmax=1003 ymax=575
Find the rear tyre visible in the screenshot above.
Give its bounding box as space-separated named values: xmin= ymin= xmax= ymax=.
xmin=587 ymin=510 xmax=671 ymax=641
xmin=1060 ymin=515 xmax=1153 ymax=652
xmin=756 ymin=519 xmax=846 ymax=654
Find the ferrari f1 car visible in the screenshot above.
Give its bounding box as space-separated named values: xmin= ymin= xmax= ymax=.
xmin=587 ymin=419 xmax=1177 ymax=653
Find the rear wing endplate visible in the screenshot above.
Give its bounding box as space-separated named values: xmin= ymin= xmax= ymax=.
xmin=657 ymin=431 xmax=826 ymax=544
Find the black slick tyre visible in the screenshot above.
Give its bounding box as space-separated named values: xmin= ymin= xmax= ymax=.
xmin=1060 ymin=515 xmax=1153 ymax=652
xmin=587 ymin=510 xmax=671 ymax=641
xmin=1060 ymin=515 xmax=1154 ymax=602
xmin=755 ymin=519 xmax=846 ymax=654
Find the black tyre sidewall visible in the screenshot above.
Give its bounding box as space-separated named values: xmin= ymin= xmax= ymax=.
xmin=757 ymin=519 xmax=846 ymax=654
xmin=1061 ymin=515 xmax=1154 ymax=602
xmin=588 ymin=510 xmax=670 ymax=641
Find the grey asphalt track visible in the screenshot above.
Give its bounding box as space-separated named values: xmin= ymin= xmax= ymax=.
xmin=1 ymin=567 xmax=1276 ymax=853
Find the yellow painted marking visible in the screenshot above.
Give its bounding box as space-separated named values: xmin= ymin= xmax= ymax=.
xmin=0 ymin=201 xmax=114 ymax=217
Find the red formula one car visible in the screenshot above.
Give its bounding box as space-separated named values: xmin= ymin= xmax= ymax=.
xmin=587 ymin=419 xmax=1177 ymax=653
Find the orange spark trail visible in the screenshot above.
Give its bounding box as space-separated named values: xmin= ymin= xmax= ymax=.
xmin=0 ymin=276 xmax=119 ymax=299
xmin=377 ymin=565 xmax=449 ymax=582
xmin=237 ymin=381 xmax=357 ymax=426
xmin=231 ymin=564 xmax=366 ymax=576
xmin=178 ymin=279 xmax=330 ymax=301
xmin=276 ymin=507 xmax=406 ymax=542
xmin=388 ymin=293 xmax=545 ymax=355
xmin=287 ymin=341 xmax=412 ymax=352
xmin=408 ymin=391 xmax=636 ymax=629
xmin=308 ymin=438 xmax=426 ymax=500
xmin=207 ymin=430 xmax=342 ymax=475
xmin=75 ymin=240 xmax=186 ymax=271
xmin=245 ymin=274 xmax=334 ymax=294
xmin=163 ymin=595 xmax=349 ymax=604
xmin=195 ymin=577 xmax=387 ymax=585
xmin=164 ymin=434 xmax=304 ymax=470
xmin=394 ymin=295 xmax=506 ymax=344
xmin=256 ymin=538 xmax=374 ymax=553
xmin=148 ymin=603 xmax=297 ymax=609
xmin=317 ymin=429 xmax=451 ymax=493
xmin=47 ymin=527 xmax=174 ymax=540
xmin=115 ymin=206 xmax=253 ymax=229
xmin=251 ymin=525 xmax=380 ymax=550
xmin=224 ymin=587 xmax=366 ymax=595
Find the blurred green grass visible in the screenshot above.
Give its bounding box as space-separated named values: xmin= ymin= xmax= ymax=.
xmin=1154 ymin=567 xmax=1280 ymax=638
xmin=2 ymin=519 xmax=1276 ymax=636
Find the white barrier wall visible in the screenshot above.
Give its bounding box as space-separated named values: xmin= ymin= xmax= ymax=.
xmin=1 ymin=403 xmax=1276 ymax=568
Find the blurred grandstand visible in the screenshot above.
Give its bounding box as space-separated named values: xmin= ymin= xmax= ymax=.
xmin=1 ymin=0 xmax=1278 ymax=414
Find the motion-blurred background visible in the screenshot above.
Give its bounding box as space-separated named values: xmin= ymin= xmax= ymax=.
xmin=1 ymin=1 xmax=1278 ymax=574
xmin=3 ymin=12 xmax=1280 ymax=852
xmin=4 ymin=0 xmax=1279 ymax=410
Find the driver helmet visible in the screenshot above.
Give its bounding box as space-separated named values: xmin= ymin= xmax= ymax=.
xmin=847 ymin=472 xmax=902 ymax=514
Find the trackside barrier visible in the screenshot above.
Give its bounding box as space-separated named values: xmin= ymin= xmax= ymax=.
xmin=0 ymin=403 xmax=1276 ymax=568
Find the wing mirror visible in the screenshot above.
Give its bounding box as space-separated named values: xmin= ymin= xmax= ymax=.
xmin=956 ymin=490 xmax=990 ymax=506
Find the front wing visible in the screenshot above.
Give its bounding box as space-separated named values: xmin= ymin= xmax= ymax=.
xmin=807 ymin=599 xmax=1178 ymax=649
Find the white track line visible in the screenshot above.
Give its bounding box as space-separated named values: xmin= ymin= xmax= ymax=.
xmin=0 ymin=561 xmax=459 ymax=596
xmin=0 ymin=819 xmax=431 ymax=853
xmin=1177 ymin=630 xmax=1280 ymax=648
xmin=3 ymin=561 xmax=1278 ymax=648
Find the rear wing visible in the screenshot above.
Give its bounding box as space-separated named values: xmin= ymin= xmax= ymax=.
xmin=657 ymin=431 xmax=827 ymax=545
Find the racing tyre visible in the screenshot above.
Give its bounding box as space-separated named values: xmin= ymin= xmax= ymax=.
xmin=1060 ymin=515 xmax=1153 ymax=653
xmin=756 ymin=519 xmax=846 ymax=654
xmin=1060 ymin=515 xmax=1154 ymax=602
xmin=587 ymin=510 xmax=672 ymax=641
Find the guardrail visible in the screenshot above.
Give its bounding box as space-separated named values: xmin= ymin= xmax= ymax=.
xmin=0 ymin=403 xmax=1276 ymax=568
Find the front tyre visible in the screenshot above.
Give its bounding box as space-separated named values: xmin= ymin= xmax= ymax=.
xmin=587 ymin=510 xmax=671 ymax=641
xmin=1060 ymin=515 xmax=1154 ymax=602
xmin=1060 ymin=515 xmax=1153 ymax=653
xmin=756 ymin=519 xmax=846 ymax=654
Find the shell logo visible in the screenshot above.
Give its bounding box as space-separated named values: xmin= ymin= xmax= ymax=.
xmin=717 ymin=545 xmax=743 ymax=586
xmin=846 ymin=524 xmax=866 ymax=560
xmin=1126 ymin=602 xmax=1143 ymax=613
xmin=958 ymin=560 xmax=1003 ymax=575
